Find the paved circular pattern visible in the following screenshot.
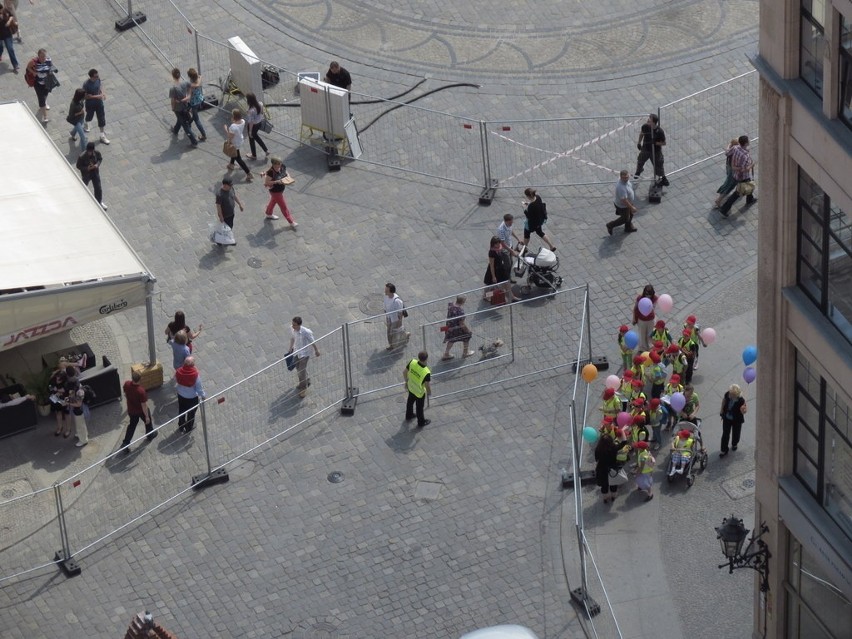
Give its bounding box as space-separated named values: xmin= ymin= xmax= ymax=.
xmin=252 ymin=0 xmax=758 ymax=80
xmin=327 ymin=471 xmax=345 ymax=483
xmin=248 ymin=257 xmax=263 ymax=269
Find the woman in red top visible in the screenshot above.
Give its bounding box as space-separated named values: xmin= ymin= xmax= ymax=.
xmin=632 ymin=284 xmax=658 ymax=351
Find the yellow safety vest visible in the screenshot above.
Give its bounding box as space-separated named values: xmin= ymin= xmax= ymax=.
xmin=638 ymin=449 xmax=655 ymax=472
xmin=602 ymin=396 xmax=621 ymax=416
xmin=406 ymin=359 xmax=430 ymax=398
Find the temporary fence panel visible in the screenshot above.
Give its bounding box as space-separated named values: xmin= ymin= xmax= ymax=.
xmin=350 ymin=95 xmax=484 ymax=187
xmin=660 ymin=70 xmax=759 ymax=175
xmin=484 ymin=115 xmax=648 ymax=189
xmin=56 ymin=412 xmax=207 ymax=560
xmin=200 ymin=329 xmax=345 ymax=470
xmin=105 ymin=0 xmax=200 ymax=72
xmin=0 ymin=488 xmax=63 ymax=583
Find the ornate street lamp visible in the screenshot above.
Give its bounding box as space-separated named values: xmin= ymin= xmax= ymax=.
xmin=715 ymin=515 xmax=772 ymax=592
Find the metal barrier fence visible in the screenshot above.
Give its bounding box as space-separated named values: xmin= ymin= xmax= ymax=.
xmin=0 ymin=285 xmax=590 ymax=583
xmin=104 ymin=0 xmax=759 ymax=194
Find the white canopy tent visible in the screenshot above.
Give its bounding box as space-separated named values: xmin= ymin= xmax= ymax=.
xmin=0 ymin=101 xmax=157 ymax=360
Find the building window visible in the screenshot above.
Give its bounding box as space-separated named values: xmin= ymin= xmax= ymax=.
xmin=796 ymin=168 xmax=852 ymax=343
xmin=841 ymin=16 xmax=852 ymax=127
xmin=785 ymin=535 xmax=851 ymax=639
xmin=794 ymin=351 xmax=852 ymax=539
xmin=801 ymin=0 xmax=826 ymax=96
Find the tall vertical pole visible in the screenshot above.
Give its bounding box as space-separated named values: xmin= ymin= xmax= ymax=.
xmin=145 ymin=280 xmax=157 ymax=365
xmin=570 ymin=401 xmax=589 ymax=597
xmin=191 ymin=400 xmax=229 ymax=489
xmin=194 ymin=30 xmax=202 ymax=76
xmin=479 ymin=121 xmax=492 ymax=194
xmin=585 ymin=285 xmax=593 ymax=367
xmin=509 ymin=302 xmax=516 ymax=363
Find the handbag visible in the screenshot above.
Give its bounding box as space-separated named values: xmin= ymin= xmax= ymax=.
xmin=222 ymin=141 xmax=238 ymax=158
xmin=210 ymin=222 xmax=236 ymax=246
xmin=285 ymin=351 xmax=297 ymax=371
xmin=608 ymin=467 xmax=629 ymax=487
xmin=736 ymin=181 xmax=755 ymax=197
xmin=259 ymin=118 xmax=274 ymax=134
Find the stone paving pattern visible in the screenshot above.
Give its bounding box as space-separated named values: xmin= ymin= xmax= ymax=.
xmin=0 ymin=0 xmax=760 ymax=637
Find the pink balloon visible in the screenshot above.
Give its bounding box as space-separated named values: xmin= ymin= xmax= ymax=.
xmin=743 ymin=366 xmax=757 ymax=384
xmin=605 ymin=374 xmax=621 ymax=390
xmin=701 ymin=327 xmax=716 ymax=346
xmin=670 ymin=392 xmax=686 ymax=413
xmin=657 ymin=293 xmax=673 ymax=314
xmin=637 ymin=297 xmax=653 ymax=316
xmin=616 ymin=411 xmax=632 ymax=427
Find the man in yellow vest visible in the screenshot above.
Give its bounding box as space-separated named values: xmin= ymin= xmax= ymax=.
xmin=404 ymin=350 xmax=432 ymax=428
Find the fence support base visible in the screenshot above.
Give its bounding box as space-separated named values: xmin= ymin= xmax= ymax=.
xmin=561 ymin=468 xmax=596 ymax=489
xmin=571 ymin=587 xmax=601 ymax=618
xmin=54 ymin=550 xmax=82 ymax=577
xmin=478 ymin=179 xmax=497 ymax=205
xmin=191 ymin=468 xmax=229 ymax=490
xmin=340 ymin=387 xmax=359 ymax=416
xmin=115 ymin=11 xmax=146 ymax=31
xmin=571 ymin=355 xmax=609 ymax=373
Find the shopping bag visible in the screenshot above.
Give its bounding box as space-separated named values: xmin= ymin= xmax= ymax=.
xmin=209 ymin=222 xmax=236 ymax=245
xmin=608 ymin=467 xmax=629 ymax=487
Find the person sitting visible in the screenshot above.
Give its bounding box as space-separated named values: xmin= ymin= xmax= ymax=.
xmin=669 ymin=428 xmax=695 ymax=475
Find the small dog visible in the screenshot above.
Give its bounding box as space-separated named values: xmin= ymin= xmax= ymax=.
xmin=479 ymin=338 xmax=505 ymax=358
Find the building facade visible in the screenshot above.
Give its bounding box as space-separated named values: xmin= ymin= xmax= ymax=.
xmin=753 ymin=0 xmax=851 ymax=637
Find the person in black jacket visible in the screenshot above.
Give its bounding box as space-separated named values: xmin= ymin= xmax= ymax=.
xmin=521 ymin=188 xmax=556 ymax=251
xmin=75 ymin=142 xmax=106 ymax=210
xmin=719 ymin=383 xmax=747 ymax=457
xmin=595 ymin=434 xmax=620 ymax=504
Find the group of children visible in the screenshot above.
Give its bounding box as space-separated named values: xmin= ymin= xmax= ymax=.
xmin=594 ymin=314 xmax=708 ymax=502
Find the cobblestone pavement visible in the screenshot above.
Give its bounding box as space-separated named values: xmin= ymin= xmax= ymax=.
xmin=0 ymin=0 xmax=759 ymax=637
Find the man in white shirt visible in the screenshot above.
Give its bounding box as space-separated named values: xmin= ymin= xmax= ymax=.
xmin=289 ymin=316 xmax=320 ymax=398
xmin=383 ymin=283 xmax=410 ymax=351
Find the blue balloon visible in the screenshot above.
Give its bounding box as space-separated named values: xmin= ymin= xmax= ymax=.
xmin=742 ymin=345 xmax=758 ymax=366
xmin=624 ymin=330 xmax=639 ymax=350
xmin=582 ymin=426 xmax=600 ymax=444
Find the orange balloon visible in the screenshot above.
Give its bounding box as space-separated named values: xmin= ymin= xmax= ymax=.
xmin=582 ymin=363 xmax=598 ymax=383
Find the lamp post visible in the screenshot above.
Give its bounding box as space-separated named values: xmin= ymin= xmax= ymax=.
xmin=715 ymin=515 xmax=771 ymax=592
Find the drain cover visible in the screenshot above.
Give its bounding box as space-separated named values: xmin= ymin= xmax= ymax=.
xmin=358 ymin=294 xmax=385 ymax=316
xmin=327 ymin=471 xmax=344 ymax=484
xmin=247 ymin=257 xmax=263 ymax=269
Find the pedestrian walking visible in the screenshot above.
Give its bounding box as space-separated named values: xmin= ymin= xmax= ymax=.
xmin=171 ymin=330 xmax=190 ymax=370
xmin=484 ymin=236 xmax=519 ymax=303
xmin=3 ymin=0 xmax=32 ymax=44
xmin=719 ymin=135 xmax=757 ymax=217
xmin=719 ymin=383 xmax=747 ymax=457
xmin=48 ymin=364 xmax=70 ymax=437
xmin=82 ymin=68 xmax=110 ymax=144
xmin=118 ymin=369 xmax=156 ymax=455
xmin=288 ymin=317 xmax=320 ymax=399
xmin=244 ymin=92 xmax=269 ymax=160
xmin=175 ymin=356 xmax=204 ymax=433
xmin=633 ymin=113 xmax=668 ymax=185
xmin=594 ymin=434 xmax=620 ymax=504
xmin=383 ymin=283 xmax=409 ymax=351
xmin=324 ymin=61 xmax=352 ymax=90
xmin=263 ymin=157 xmax=296 ymax=225
xmin=25 ymin=48 xmax=54 ymax=123
xmin=441 ymin=296 xmax=473 ymax=360
xmin=403 ymin=351 xmax=431 ymax=428
xmin=64 ymin=367 xmax=88 ymax=447
xmin=216 ymin=177 xmax=243 ymax=230
xmin=606 ymin=170 xmax=638 ymax=234
xmin=713 ymin=138 xmax=739 ymax=208
xmin=186 ymin=68 xmax=207 ymax=141
xmin=165 ymin=310 xmax=202 ymax=348
xmin=496 ymin=212 xmax=521 ymax=255
xmin=224 ymin=108 xmax=252 ymax=181
xmin=66 ymin=87 xmax=86 ymax=153
xmin=632 ymin=284 xmax=657 ymax=351
xmin=169 ymin=68 xmax=197 ymax=145
xmin=75 ymin=142 xmax=107 ymax=210
xmin=521 ymin=188 xmax=556 ymax=251
xmin=0 ymin=6 xmax=19 ymax=73
xmin=633 ymin=441 xmax=655 ymax=501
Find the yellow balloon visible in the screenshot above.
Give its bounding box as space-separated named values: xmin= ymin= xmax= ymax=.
xmin=582 ymin=363 xmax=598 ymax=383
xmin=641 ymin=351 xmax=652 ymax=365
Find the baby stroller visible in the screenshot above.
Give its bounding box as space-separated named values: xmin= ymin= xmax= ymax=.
xmin=515 ymin=245 xmax=563 ymax=295
xmin=666 ymin=419 xmax=707 ymax=488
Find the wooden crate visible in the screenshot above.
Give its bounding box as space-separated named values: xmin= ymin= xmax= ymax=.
xmin=130 ymin=362 xmax=164 ymax=390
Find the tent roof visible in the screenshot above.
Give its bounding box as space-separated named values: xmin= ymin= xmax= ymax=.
xmin=0 ymin=101 xmax=150 ymax=291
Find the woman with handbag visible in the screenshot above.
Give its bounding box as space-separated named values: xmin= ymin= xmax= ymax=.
xmin=263 ymin=157 xmax=297 ymax=227
xmin=66 ymin=87 xmax=86 ymax=153
xmin=186 ymin=68 xmax=207 ymax=141
xmin=245 ymin=92 xmax=269 ymax=160
xmin=224 ymin=108 xmax=253 ymax=182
